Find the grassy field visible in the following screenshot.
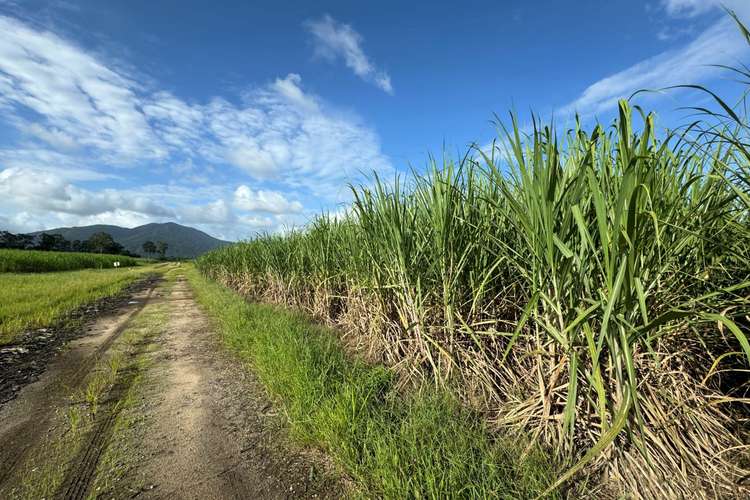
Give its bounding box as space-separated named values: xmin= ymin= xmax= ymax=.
xmin=197 ymin=98 xmax=750 ymax=497
xmin=185 ymin=266 xmax=558 ymax=498
xmin=0 ymin=267 xmax=154 ymax=345
xmin=0 ymin=249 xmax=140 ymax=273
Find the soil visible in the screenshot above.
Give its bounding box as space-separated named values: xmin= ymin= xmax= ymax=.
xmin=0 ymin=278 xmax=162 ymax=491
xmin=0 ymin=274 xmax=161 ymax=405
xmin=0 ymin=271 xmax=344 ymax=499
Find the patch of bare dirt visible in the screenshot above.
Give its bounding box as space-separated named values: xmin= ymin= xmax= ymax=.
xmin=0 ymin=273 xmax=345 ymax=499
xmin=115 ymin=277 xmax=343 ymax=499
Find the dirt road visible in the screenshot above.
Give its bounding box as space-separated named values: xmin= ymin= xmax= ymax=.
xmin=0 ymin=271 xmax=341 ymax=499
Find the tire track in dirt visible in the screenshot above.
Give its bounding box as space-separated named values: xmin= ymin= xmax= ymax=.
xmin=0 ymin=279 xmax=161 ymax=491
xmin=56 ymin=338 xmax=158 ymax=500
xmin=0 ymin=275 xmax=161 ymax=405
xmin=113 ymin=276 xmax=343 ymax=499
xmin=2 ymin=272 xmax=345 ymax=499
xmin=56 ymin=397 xmax=125 ymax=500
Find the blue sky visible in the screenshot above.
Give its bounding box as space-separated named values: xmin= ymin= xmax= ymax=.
xmin=0 ymin=0 xmax=748 ymax=240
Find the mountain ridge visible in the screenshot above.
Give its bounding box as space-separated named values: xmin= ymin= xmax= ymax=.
xmin=32 ymin=222 xmax=230 ymax=258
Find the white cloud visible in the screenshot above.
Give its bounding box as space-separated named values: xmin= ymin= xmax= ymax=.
xmin=181 ymin=199 xmax=232 ymax=224
xmin=141 ymin=91 xmax=204 ymax=151
xmin=182 ymin=73 xmax=393 ymax=192
xmin=0 ymin=211 xmax=45 ymax=233
xmin=0 ymin=14 xmax=395 ymax=239
xmin=0 ymin=15 xmax=165 ymax=162
xmin=0 ymin=148 xmax=119 ymax=181
xmin=659 ymin=0 xmax=750 ymax=20
xmin=559 ymin=15 xmax=748 ymax=119
xmin=305 ymin=14 xmax=393 ymax=94
xmin=237 ymin=214 xmax=274 ymax=229
xmin=0 ymin=17 xmax=390 ymax=188
xmin=0 ymin=166 xmax=174 ymax=217
xmin=20 ymin=123 xmax=80 ymax=150
xmin=0 ymin=164 xmax=251 ymax=238
xmin=0 ymin=15 xmax=393 ymax=185
xmin=661 ymin=0 xmax=720 ymax=17
xmin=233 ymin=185 xmax=303 ymax=214
xmin=0 ymin=153 xmax=310 ymax=240
xmin=329 ymin=204 xmax=355 ymax=221
xmin=72 ymin=209 xmax=162 ymax=229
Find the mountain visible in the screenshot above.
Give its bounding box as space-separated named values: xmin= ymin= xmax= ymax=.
xmin=33 ymin=222 xmax=230 ymax=258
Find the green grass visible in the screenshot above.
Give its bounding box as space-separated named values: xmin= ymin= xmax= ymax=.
xmin=0 ymin=248 xmax=140 ymax=273
xmin=194 ymin=18 xmax=750 ymax=495
xmin=185 ymin=265 xmax=558 ymax=499
xmin=0 ymin=267 xmax=154 ymax=344
xmin=197 ymin=98 xmax=750 ymax=496
xmin=88 ymin=293 xmax=172 ymax=498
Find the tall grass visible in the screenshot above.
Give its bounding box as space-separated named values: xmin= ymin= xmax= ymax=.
xmin=198 ymin=63 xmax=750 ymax=500
xmin=0 ymin=249 xmax=139 ymax=273
xmin=186 ymin=266 xmax=558 ymax=498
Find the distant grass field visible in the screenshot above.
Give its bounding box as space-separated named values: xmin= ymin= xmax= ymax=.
xmin=0 ymin=249 xmax=140 ymax=273
xmin=0 ymin=267 xmax=155 ymax=345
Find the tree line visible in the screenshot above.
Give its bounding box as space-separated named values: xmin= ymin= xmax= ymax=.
xmin=141 ymin=240 xmax=168 ymax=259
xmin=0 ymin=230 xmax=169 ymax=259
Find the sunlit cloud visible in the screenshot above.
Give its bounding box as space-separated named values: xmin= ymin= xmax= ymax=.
xmin=305 ymin=14 xmax=393 ymax=94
